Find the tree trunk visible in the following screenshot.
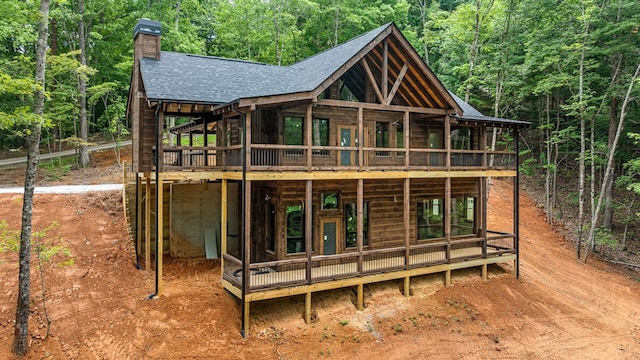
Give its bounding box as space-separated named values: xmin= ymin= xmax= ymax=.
xmin=78 ymin=0 xmax=89 ymax=168
xmin=603 ymin=96 xmax=618 ymax=229
xmin=13 ymin=0 xmax=50 ymax=355
xmin=576 ymin=16 xmax=590 ymax=258
xmin=583 ymin=62 xmax=640 ymax=262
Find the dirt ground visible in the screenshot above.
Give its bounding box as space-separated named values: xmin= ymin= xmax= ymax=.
xmin=0 ymin=151 xmax=639 ymax=359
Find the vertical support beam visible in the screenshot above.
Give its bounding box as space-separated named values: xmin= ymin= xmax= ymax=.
xmin=445 ymin=269 xmax=451 ymax=287
xmin=445 ymin=115 xmax=451 ymax=169
xmin=382 ymin=39 xmax=388 ymax=102
xmin=404 ymin=276 xmax=410 ymax=297
xmin=241 ymin=111 xmax=250 ymax=338
xmin=243 ymin=300 xmax=250 ymax=336
xmin=305 ymin=180 xmax=312 ymax=284
xmin=445 ymin=177 xmax=451 ymax=263
xmin=245 ymin=112 xmax=252 ymax=172
xmin=305 ymin=291 xmax=312 ymax=324
xmin=203 ymin=116 xmax=209 ymax=167
xmin=480 ymin=126 xmax=487 ymax=168
xmin=482 ymin=263 xmax=488 ymax=281
xmin=403 ymin=111 xmax=410 ymax=169
xmin=145 ymin=175 xmax=151 ymax=271
xmin=514 ymin=129 xmax=521 ymax=279
xmin=357 ymin=107 xmax=364 ymax=170
xmin=404 ymin=178 xmax=410 ymax=269
xmin=221 ymin=178 xmax=228 ymax=280
xmin=356 ymin=282 xmax=364 ymax=310
xmin=357 ymin=179 xmax=364 ymax=275
xmin=306 ymin=104 xmax=312 ymax=171
xmin=481 ymin=177 xmax=488 ymax=258
xmin=156 ymin=173 xmax=163 ymax=296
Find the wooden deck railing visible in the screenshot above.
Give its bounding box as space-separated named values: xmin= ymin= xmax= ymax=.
xmin=154 ymin=145 xmax=516 ymax=172
xmin=222 ymin=233 xmax=515 ymax=292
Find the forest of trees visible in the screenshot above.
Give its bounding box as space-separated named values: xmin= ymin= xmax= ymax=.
xmin=1 ymin=1 xmax=640 ymax=258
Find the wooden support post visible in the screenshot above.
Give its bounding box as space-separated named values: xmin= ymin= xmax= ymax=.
xmin=243 ymin=300 xmax=250 ymax=335
xmin=357 ymin=179 xmax=364 ymax=275
xmin=157 ymin=173 xmax=163 ymax=296
xmin=445 ymin=269 xmax=451 ymax=287
xmin=305 ymin=180 xmax=312 ymax=284
xmin=356 ymin=283 xmax=364 ymax=310
xmin=404 ymin=178 xmax=410 ymax=269
xmin=382 ymin=39 xmax=388 ymax=101
xmin=404 ymin=276 xmax=410 ymax=297
xmin=445 ymin=177 xmax=451 ymax=263
xmin=145 ymin=175 xmax=151 ymax=271
xmin=244 ymin=180 xmax=252 ymax=294
xmin=306 ymin=104 xmax=312 ymax=171
xmin=403 ymin=111 xmax=410 ymax=169
xmin=481 ymin=177 xmax=488 ymax=258
xmin=480 ymin=126 xmax=487 ymax=168
xmin=357 ymin=107 xmax=364 ymax=171
xmin=445 ymin=115 xmax=451 ymax=169
xmin=203 ymin=116 xmax=209 ymax=167
xmin=482 ymin=263 xmax=488 ymax=281
xmin=245 ymin=112 xmax=252 ymax=172
xmin=221 ymin=179 xmax=228 ymax=280
xmin=305 ymin=291 xmax=312 ymax=324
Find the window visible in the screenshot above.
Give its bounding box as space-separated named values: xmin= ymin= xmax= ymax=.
xmin=451 ymin=196 xmax=475 ymax=236
xmin=266 ymin=203 xmax=276 ymax=253
xmin=339 ymin=80 xmax=359 ymax=102
xmin=451 ymin=128 xmax=472 ymax=150
xmin=345 ymin=202 xmax=369 ymax=248
xmin=286 ymin=205 xmax=304 ymax=254
xmin=321 ymin=193 xmax=339 ymax=210
xmin=312 ymin=119 xmax=329 ymax=155
xmin=284 ymin=116 xmax=303 ymax=146
xmin=417 ymin=199 xmax=444 ymax=240
xmin=375 ymin=122 xmax=390 ymax=156
xmin=396 ymin=121 xmax=404 ymax=156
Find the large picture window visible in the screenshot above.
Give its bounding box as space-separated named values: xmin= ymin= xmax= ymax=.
xmin=312 ymin=118 xmax=329 ymax=155
xmin=266 ymin=203 xmax=276 ymax=253
xmin=417 ymin=199 xmax=444 ymax=240
xmin=451 ymin=196 xmax=475 ymax=236
xmin=345 ymin=202 xmax=369 ymax=248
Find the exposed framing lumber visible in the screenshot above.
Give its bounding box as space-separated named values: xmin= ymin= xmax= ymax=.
xmin=382 ymin=39 xmax=389 ymax=101
xmin=315 ymin=98 xmax=450 ymax=115
xmin=387 ymin=62 xmax=408 ymax=105
xmin=145 ymin=175 xmax=151 ymax=271
xmin=221 ymin=179 xmax=228 ymax=280
xmin=360 ymin=58 xmax=384 ymax=104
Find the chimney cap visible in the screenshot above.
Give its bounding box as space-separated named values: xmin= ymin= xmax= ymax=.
xmin=134 ymin=18 xmax=162 ymax=38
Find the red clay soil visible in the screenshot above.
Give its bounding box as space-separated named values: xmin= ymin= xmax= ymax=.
xmin=0 ymin=156 xmax=639 ymax=359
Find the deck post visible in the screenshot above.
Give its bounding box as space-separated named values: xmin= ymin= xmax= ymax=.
xmin=145 ymin=174 xmax=151 ymax=271
xmin=404 ymin=276 xmax=410 ymax=297
xmin=241 ymin=111 xmax=251 ymax=338
xmin=404 ymin=178 xmax=410 ymax=269
xmin=243 ymin=300 xmax=250 ymax=335
xmin=305 ymin=180 xmax=312 ymax=284
xmin=306 ymin=104 xmax=312 ymax=171
xmin=356 ymin=282 xmax=364 ymax=310
xmin=305 ymin=291 xmax=312 ymax=324
xmin=203 ymin=115 xmax=209 ymax=167
xmin=514 ymin=129 xmax=520 ymax=279
xmin=357 ymin=179 xmax=364 ymax=275
xmin=481 ymin=177 xmax=488 ymax=258
xmin=445 ymin=177 xmax=451 ymax=263
xmin=403 ymin=111 xmax=409 ymax=169
xmin=482 ymin=264 xmax=487 ymax=281
xmin=357 ymin=107 xmax=364 ymax=171
xmin=445 ymin=115 xmax=451 ymax=169
xmin=445 ymin=269 xmax=451 ymax=287
xmin=157 ymin=173 xmax=163 ymax=296
xmin=221 ymin=178 xmax=227 ymax=280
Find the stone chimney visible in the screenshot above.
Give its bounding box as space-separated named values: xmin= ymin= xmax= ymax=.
xmin=134 ymin=18 xmax=161 ymax=61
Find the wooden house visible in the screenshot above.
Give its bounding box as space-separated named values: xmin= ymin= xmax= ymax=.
xmin=125 ymin=18 xmax=529 ymax=336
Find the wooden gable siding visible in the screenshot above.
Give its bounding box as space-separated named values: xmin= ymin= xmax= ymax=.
xmin=257 ymin=177 xmax=480 ymax=260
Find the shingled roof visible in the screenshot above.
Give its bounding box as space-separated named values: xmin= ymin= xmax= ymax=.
xmin=140 ymin=23 xmax=392 ymax=105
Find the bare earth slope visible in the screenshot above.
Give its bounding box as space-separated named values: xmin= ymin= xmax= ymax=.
xmin=0 ymin=171 xmax=638 ymax=359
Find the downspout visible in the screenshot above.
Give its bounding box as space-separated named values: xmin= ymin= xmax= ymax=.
xmin=240 ymin=106 xmax=248 ymax=338
xmin=514 ymin=128 xmax=520 ymax=279
xmin=134 ymin=178 xmax=141 ymax=269
xmin=148 ymin=100 xmax=163 ymax=300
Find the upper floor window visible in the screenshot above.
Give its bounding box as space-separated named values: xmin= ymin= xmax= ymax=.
xmin=451 ymin=128 xmax=472 ymax=150
xmin=375 ymin=121 xmax=390 ymax=156
xmin=284 ymin=116 xmax=303 ymax=146
xmin=417 ymin=198 xmax=444 ymax=240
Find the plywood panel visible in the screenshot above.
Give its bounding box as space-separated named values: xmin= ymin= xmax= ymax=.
xmin=170 ymin=183 xmax=221 ymax=257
